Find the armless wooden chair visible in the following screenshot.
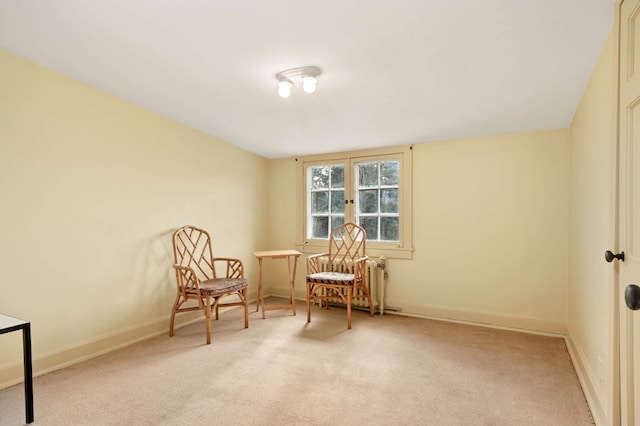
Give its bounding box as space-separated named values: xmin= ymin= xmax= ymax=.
xmin=306 ymin=222 xmax=374 ymax=329
xmin=171 ymin=225 xmax=248 ymax=344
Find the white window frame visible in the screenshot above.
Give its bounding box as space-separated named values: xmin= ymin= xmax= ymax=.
xmin=296 ymin=145 xmax=413 ymax=260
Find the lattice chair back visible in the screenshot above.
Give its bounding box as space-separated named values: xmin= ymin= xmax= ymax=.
xmin=173 ymin=225 xmax=216 ymax=282
xmin=328 ymin=222 xmax=366 ymax=272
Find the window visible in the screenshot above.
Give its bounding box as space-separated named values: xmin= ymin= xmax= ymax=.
xmin=355 ymin=159 xmax=400 ymax=242
xmin=297 ymin=146 xmax=413 ymax=259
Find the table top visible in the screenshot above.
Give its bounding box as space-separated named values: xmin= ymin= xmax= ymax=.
xmin=253 ymin=249 xmax=302 ymax=259
xmin=0 ymin=313 xmax=29 ymax=334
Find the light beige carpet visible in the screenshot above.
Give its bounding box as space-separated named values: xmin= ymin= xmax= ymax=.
xmin=0 ymin=298 xmax=593 ymax=425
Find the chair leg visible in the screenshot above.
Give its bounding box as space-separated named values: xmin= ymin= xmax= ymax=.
xmin=169 ymin=296 xmax=180 ymax=337
xmin=306 ymin=282 xmax=312 ymax=323
xmin=169 ymin=312 xmax=176 ymax=337
xmin=347 ymin=287 xmax=352 ymax=329
xmin=243 ymin=290 xmax=249 ymax=329
xmin=205 ymin=295 xmax=212 ymax=345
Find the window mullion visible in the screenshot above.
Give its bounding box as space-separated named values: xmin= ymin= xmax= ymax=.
xmin=347 ymin=158 xmax=355 ymax=223
xmin=326 ymin=171 xmax=331 ymax=238
xmin=377 ymin=165 xmax=382 ymax=242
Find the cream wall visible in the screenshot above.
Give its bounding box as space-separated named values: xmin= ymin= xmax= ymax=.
xmin=567 ymin=30 xmax=616 ymax=426
xmin=0 ymin=50 xmax=269 ymax=387
xmin=268 ymin=129 xmax=570 ymax=334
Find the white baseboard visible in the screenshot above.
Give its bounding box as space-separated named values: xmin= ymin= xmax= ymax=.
xmin=565 ymin=335 xmax=608 ymax=426
xmin=279 ymin=289 xmax=567 ymax=335
xmin=365 ymin=299 xmax=567 ymax=335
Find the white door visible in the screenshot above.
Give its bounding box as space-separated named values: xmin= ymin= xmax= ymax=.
xmin=618 ymin=0 xmax=640 ymax=424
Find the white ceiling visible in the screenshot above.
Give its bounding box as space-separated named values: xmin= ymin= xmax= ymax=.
xmin=0 ymin=1 xmax=614 ymax=159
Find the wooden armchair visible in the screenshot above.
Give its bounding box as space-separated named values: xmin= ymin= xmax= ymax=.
xmin=306 ymin=222 xmax=374 ymax=329
xmin=171 ymin=225 xmax=248 ymax=344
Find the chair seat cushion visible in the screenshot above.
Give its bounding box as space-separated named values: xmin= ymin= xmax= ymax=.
xmin=307 ymin=272 xmax=354 ymax=285
xmin=199 ymin=278 xmax=248 ymax=296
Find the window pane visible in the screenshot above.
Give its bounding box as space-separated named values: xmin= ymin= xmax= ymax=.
xmin=359 ymin=189 xmax=378 ymax=214
xmin=381 ymin=161 xmax=399 ymax=186
xmin=312 ymin=191 xmax=329 ymax=213
xmin=311 ymin=166 xmax=329 ymax=189
xmin=360 ymin=217 xmax=378 ymax=240
xmin=330 ymin=166 xmax=344 ymax=189
xmin=381 ymin=217 xmax=399 ymax=241
xmin=380 ymin=189 xmax=398 ymax=213
xmin=358 ymin=162 xmax=378 ymax=187
xmin=312 ymin=217 xmax=329 ymax=239
xmin=331 ymin=215 xmax=344 ymax=230
xmin=331 ymin=190 xmax=344 ymax=213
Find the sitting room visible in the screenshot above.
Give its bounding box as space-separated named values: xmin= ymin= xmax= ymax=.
xmin=0 ymin=1 xmax=635 ymax=425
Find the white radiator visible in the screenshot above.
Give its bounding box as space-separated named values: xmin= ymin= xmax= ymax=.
xmin=314 ymin=257 xmax=386 ymax=314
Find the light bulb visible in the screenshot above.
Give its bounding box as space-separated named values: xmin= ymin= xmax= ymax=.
xmin=302 ymin=76 xmax=316 ymax=94
xmin=278 ymin=81 xmax=292 ymax=98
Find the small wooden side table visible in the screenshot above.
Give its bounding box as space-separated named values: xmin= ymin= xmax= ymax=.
xmin=253 ymin=250 xmax=302 ymax=318
xmin=0 ymin=313 xmax=34 ymax=424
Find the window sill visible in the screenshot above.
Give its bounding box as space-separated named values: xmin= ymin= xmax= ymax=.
xmin=295 ymin=241 xmax=414 ymax=260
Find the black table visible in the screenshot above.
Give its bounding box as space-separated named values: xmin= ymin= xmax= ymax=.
xmin=0 ymin=313 xmax=33 ymax=424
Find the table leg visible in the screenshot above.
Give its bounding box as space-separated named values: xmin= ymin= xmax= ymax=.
xmin=23 ymin=324 xmax=33 ymax=424
xmin=288 ymin=255 xmax=298 ymax=316
xmin=256 ymin=258 xmax=266 ymax=319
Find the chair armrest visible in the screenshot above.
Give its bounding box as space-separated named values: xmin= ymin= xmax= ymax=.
xmin=173 ymin=264 xmax=202 ymax=296
xmin=213 ymin=257 xmax=244 ymax=279
xmin=353 ymin=256 xmax=370 ymax=279
xmin=307 ymin=253 xmax=329 ymax=274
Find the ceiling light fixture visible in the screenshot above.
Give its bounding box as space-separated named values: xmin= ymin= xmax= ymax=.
xmin=275 ymin=66 xmax=321 ymax=98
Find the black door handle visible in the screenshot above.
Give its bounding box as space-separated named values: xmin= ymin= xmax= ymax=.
xmin=605 ymin=250 xmax=625 ymax=262
xmin=625 ymin=285 xmax=640 ymax=310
